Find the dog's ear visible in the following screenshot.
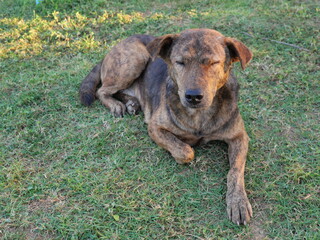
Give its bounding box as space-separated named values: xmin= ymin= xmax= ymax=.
xmin=147 ymin=34 xmax=179 ymax=61
xmin=224 ymin=37 xmax=252 ymax=70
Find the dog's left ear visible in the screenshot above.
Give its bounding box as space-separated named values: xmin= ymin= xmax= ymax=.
xmin=147 ymin=34 xmax=179 ymax=61
xmin=225 ymin=37 xmax=252 ymax=70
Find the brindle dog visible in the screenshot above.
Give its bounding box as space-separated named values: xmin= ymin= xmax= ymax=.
xmin=79 ymin=29 xmax=253 ymax=225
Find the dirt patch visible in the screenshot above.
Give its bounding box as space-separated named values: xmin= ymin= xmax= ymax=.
xmin=280 ymin=125 xmax=299 ymax=141
xmin=23 ymin=196 xmax=66 ymax=239
xmin=27 ymin=195 xmax=66 ymax=213
xmin=0 ymin=224 xmax=56 ymax=240
xmin=250 ymin=219 xmax=270 ymax=240
xmin=248 ymin=200 xmax=270 ymax=240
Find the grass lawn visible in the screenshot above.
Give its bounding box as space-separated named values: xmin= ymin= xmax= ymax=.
xmin=0 ymin=0 xmax=319 ymax=239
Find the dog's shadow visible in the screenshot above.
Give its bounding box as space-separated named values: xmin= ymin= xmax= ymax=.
xmin=107 ymin=116 xmax=238 ymax=228
xmin=145 ymin=140 xmax=232 ymax=225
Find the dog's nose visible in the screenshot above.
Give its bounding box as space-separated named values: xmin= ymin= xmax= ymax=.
xmin=185 ymin=89 xmax=203 ymax=105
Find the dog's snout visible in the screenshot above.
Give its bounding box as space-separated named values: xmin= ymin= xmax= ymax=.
xmin=185 ymin=89 xmax=203 ymax=105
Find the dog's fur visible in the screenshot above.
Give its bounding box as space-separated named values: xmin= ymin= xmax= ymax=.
xmin=79 ymin=29 xmax=253 ymax=225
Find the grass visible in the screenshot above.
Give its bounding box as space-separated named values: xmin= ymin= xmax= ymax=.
xmin=0 ymin=0 xmax=319 ymax=239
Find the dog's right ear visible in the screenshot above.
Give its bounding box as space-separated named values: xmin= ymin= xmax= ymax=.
xmin=147 ymin=34 xmax=179 ymax=61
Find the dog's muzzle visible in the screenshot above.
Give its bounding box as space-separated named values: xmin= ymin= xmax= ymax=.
xmin=185 ymin=89 xmax=203 ymax=106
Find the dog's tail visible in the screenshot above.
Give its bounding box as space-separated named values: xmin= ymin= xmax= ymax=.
xmin=79 ymin=62 xmax=102 ymax=106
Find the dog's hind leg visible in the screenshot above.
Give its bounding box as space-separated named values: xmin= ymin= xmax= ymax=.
xmin=96 ymin=36 xmax=151 ymax=117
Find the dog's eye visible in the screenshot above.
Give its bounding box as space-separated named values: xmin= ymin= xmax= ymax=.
xmin=176 ymin=61 xmax=185 ymax=66
xmin=201 ymin=58 xmax=220 ymax=66
xmin=210 ymin=61 xmax=220 ymax=66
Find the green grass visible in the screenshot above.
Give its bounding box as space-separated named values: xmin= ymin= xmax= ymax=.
xmin=0 ymin=0 xmax=319 ymax=239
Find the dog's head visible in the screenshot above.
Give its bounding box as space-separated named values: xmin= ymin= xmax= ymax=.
xmin=147 ymin=29 xmax=252 ymax=109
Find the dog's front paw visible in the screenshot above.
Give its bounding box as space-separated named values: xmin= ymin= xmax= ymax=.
xmin=172 ymin=146 xmax=195 ymax=164
xmin=226 ymin=188 xmax=252 ymax=225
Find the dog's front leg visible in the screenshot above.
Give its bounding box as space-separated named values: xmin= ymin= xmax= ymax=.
xmin=226 ymin=132 xmax=252 ymax=225
xmin=148 ymin=124 xmax=194 ymax=164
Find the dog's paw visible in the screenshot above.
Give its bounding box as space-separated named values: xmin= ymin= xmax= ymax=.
xmin=110 ymin=101 xmax=126 ymax=117
xmin=172 ymin=146 xmax=195 ymax=164
xmin=226 ymin=188 xmax=252 ymax=225
xmin=126 ymin=99 xmax=140 ymax=115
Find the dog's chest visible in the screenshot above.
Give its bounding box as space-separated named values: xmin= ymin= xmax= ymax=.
xmin=164 ymin=113 xmax=207 ymax=145
xmin=167 ymin=105 xmax=217 ymax=137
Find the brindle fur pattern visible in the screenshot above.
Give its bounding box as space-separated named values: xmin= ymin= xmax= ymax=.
xmin=79 ymin=29 xmax=253 ymax=225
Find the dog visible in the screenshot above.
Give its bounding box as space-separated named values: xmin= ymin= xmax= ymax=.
xmin=79 ymin=29 xmax=253 ymax=225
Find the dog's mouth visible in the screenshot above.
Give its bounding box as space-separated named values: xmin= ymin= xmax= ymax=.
xmin=184 ymin=102 xmax=205 ymax=109
xmin=181 ymin=98 xmax=211 ymax=110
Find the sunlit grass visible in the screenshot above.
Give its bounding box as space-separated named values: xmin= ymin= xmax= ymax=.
xmin=0 ymin=11 xmax=147 ymax=58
